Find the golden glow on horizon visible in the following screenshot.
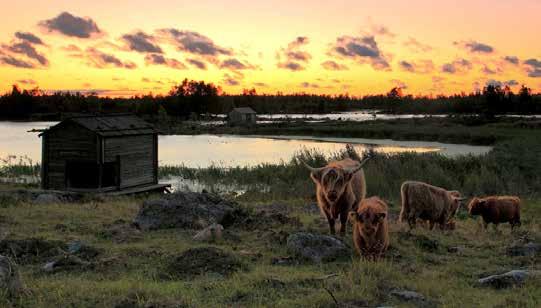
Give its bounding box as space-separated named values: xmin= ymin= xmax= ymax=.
xmin=1 ymin=0 xmax=540 ymax=97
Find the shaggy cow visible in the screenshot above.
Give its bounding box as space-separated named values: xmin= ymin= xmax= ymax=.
xmin=468 ymin=196 xmax=521 ymax=229
xmin=399 ymin=181 xmax=462 ymax=230
xmin=304 ymin=157 xmax=370 ymax=235
xmin=348 ymin=196 xmax=389 ymax=260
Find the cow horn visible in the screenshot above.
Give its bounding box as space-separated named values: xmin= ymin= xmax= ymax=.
xmin=300 ymin=160 xmax=325 ymax=173
xmin=347 ymin=157 xmax=372 ymax=174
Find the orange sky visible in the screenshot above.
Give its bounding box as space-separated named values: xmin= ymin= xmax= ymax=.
xmin=1 ymin=0 xmax=540 ymax=96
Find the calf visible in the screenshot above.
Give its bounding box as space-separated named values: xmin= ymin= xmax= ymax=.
xmin=468 ymin=196 xmax=521 ymax=229
xmin=304 ymin=157 xmax=370 ymax=236
xmin=348 ymin=196 xmax=389 ymax=260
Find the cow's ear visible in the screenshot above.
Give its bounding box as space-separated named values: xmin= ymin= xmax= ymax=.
xmin=375 ymin=212 xmax=386 ymax=222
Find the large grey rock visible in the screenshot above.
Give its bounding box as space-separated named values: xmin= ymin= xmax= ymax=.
xmin=0 ymin=255 xmax=24 ymax=296
xmin=286 ymin=232 xmax=349 ymax=263
xmin=134 ymin=192 xmax=236 ymax=231
xmin=390 ymin=289 xmax=425 ymax=301
xmin=478 ymin=270 xmax=541 ymax=289
xmin=33 ymin=193 xmax=61 ymax=204
xmin=507 ymin=242 xmax=541 ymax=257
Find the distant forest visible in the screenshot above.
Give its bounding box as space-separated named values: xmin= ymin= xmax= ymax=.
xmin=1 ymin=79 xmax=540 ymax=120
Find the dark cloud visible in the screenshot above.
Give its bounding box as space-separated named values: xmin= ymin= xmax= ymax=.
xmin=158 ymin=29 xmax=231 ymax=57
xmin=277 ymin=37 xmax=311 ymax=71
xmin=503 ymin=56 xmax=519 ymax=65
xmin=524 ymin=58 xmax=541 ymax=78
xmin=331 ymin=35 xmax=390 ymax=70
xmin=144 ymin=53 xmax=187 ymax=70
xmin=506 ymin=80 xmax=519 ymax=86
xmin=398 ymin=60 xmax=433 ymax=74
xmin=455 ymin=40 xmax=494 ymax=54
xmin=121 ymin=31 xmax=162 ymax=53
xmin=223 ymin=73 xmax=240 ymax=86
xmin=481 ymin=65 xmax=500 ymax=75
xmin=141 ymin=77 xmax=164 ymax=84
xmin=15 ymin=32 xmax=44 ymax=45
xmin=300 ymin=82 xmax=319 ymax=88
xmin=220 ymin=58 xmax=254 ymax=70
xmin=403 ymin=37 xmax=432 ymax=53
xmin=17 ymin=79 xmax=37 ymax=85
xmin=321 ymin=60 xmax=348 ymax=71
xmin=0 ymin=55 xmax=35 ymax=68
xmin=2 ymin=41 xmax=48 ymax=66
xmin=187 ymin=58 xmax=207 ymax=70
xmin=85 ymin=48 xmax=136 ymax=69
xmin=441 ymin=58 xmax=472 ymax=74
xmin=40 ymin=12 xmax=102 ymax=38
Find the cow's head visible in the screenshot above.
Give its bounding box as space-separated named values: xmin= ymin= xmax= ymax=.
xmin=303 ymin=158 xmax=370 ymax=205
xmin=448 ymin=190 xmax=465 ymax=217
xmin=348 ymin=209 xmax=386 ymax=236
xmin=468 ymin=197 xmax=485 ymax=215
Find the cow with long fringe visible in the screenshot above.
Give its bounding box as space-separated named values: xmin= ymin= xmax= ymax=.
xmin=348 ymin=196 xmax=389 ymax=260
xmin=399 ymin=181 xmax=462 ymax=230
xmin=303 ymin=157 xmax=370 ymax=236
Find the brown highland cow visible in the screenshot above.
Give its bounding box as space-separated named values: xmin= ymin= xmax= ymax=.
xmin=468 ymin=196 xmax=521 ymax=229
xmin=348 ymin=196 xmax=389 ymax=260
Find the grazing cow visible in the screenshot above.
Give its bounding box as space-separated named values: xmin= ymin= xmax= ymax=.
xmin=399 ymin=181 xmax=462 ymax=230
xmin=348 ymin=197 xmax=389 ymax=260
xmin=468 ymin=196 xmax=521 ymax=229
xmin=303 ymin=157 xmax=370 ymax=235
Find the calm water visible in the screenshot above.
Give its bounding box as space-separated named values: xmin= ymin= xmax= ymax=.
xmin=0 ymin=121 xmax=492 ymax=168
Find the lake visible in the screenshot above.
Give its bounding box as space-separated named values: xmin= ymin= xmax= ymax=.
xmin=0 ymin=121 xmax=492 ymax=168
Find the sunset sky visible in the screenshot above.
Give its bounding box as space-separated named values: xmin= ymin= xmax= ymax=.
xmin=1 ymin=0 xmax=540 ymax=97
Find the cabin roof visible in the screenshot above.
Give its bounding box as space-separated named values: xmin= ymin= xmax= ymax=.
xmin=230 ymin=107 xmax=256 ymax=114
xmin=41 ymin=114 xmax=157 ymax=137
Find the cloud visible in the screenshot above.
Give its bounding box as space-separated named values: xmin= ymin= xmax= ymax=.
xmin=39 ymin=12 xmax=102 ymax=38
xmin=399 ymin=59 xmax=434 ymax=74
xmin=300 ymin=82 xmax=319 ymax=88
xmin=187 ymin=58 xmax=207 ymax=70
xmin=15 ymin=32 xmax=44 ymax=45
xmin=503 ymin=56 xmax=519 ymax=65
xmin=403 ymin=37 xmax=432 ymax=53
xmin=524 ymin=58 xmax=541 ymax=78
xmin=220 ymin=58 xmax=255 ymax=70
xmin=157 ymin=28 xmax=231 ymax=57
xmin=17 ymin=79 xmax=37 ymax=85
xmin=141 ymin=77 xmax=164 ymax=84
xmin=391 ymin=79 xmax=408 ymax=90
xmin=61 ymin=44 xmax=81 ymax=52
xmin=441 ymin=58 xmax=472 ymax=74
xmin=321 ymin=60 xmax=348 ymax=71
xmin=277 ymin=36 xmax=311 ymax=71
xmin=253 ymin=82 xmax=268 ymax=87
xmin=455 ymin=40 xmax=494 ymax=54
xmin=0 ymin=55 xmax=35 ymax=68
xmin=144 ymin=53 xmax=186 ymax=69
xmin=85 ymin=48 xmax=136 ymax=69
xmin=481 ymin=65 xmax=502 ymax=75
xmin=331 ymin=35 xmax=390 ymax=70
xmin=2 ymin=41 xmax=48 ymax=66
xmin=223 ymin=73 xmax=240 ymax=86
xmin=506 ymin=80 xmax=519 ymax=86
xmin=370 ymin=24 xmax=395 ymax=38
xmin=121 ymin=31 xmax=162 ymax=53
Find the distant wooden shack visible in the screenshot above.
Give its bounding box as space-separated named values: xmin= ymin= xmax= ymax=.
xmin=228 ymin=107 xmax=257 ymax=126
xmin=39 ymin=114 xmax=168 ymax=194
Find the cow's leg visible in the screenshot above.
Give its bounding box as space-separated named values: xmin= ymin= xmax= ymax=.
xmin=325 ymin=213 xmax=336 ymax=235
xmin=339 ymin=210 xmax=348 ymax=236
xmin=483 ymin=221 xmax=489 ymax=230
xmin=429 ymin=221 xmax=435 ymax=230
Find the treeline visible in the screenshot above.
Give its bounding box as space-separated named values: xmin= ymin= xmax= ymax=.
xmin=1 ymin=79 xmax=540 ymax=120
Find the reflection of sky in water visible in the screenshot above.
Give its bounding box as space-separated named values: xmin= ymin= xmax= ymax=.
xmin=1 ymin=121 xmax=491 ymax=168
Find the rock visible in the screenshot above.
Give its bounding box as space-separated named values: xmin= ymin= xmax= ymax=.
xmin=134 ymin=192 xmax=236 ymax=231
xmin=390 ymin=289 xmax=425 ymax=302
xmin=166 ymin=247 xmax=243 ymax=279
xmin=193 ymin=224 xmax=224 ymax=242
xmin=271 ymin=256 xmax=298 ymax=266
xmin=477 ymin=270 xmax=541 ymax=289
xmin=98 ymin=220 xmax=142 ymax=243
xmin=447 ymin=246 xmax=465 ymax=254
xmin=33 ymin=193 xmax=61 ymax=204
xmin=0 ymin=255 xmax=24 ymax=296
xmin=42 ymin=254 xmax=91 ymax=273
xmin=507 ymin=242 xmax=541 ymax=257
xmin=286 ymin=232 xmax=349 ymax=263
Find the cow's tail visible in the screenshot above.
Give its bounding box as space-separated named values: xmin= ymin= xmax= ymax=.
xmin=399 ymin=183 xmax=408 ymax=223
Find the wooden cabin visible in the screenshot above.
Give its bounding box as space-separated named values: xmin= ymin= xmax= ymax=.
xmin=39 ymin=114 xmax=168 ymax=194
xmin=228 ymin=107 xmax=257 ymax=126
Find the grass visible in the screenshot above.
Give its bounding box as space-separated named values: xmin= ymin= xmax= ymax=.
xmin=0 ymin=192 xmax=539 ymax=307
